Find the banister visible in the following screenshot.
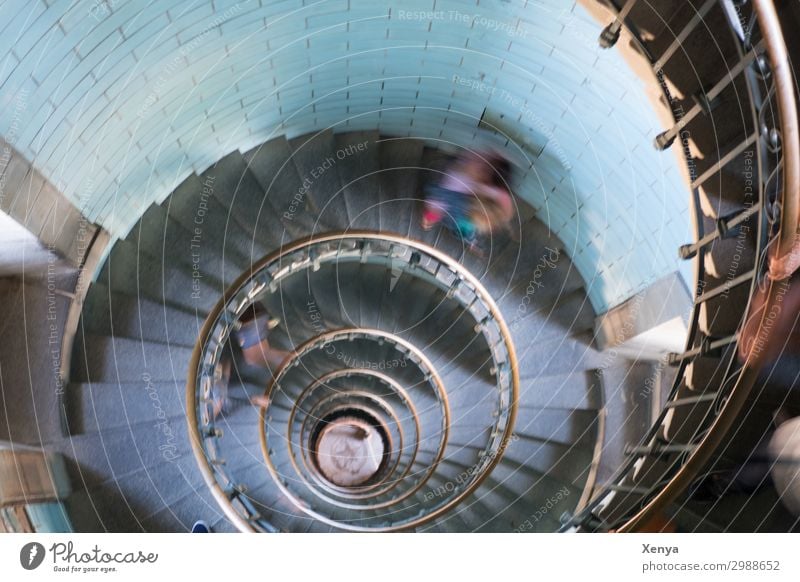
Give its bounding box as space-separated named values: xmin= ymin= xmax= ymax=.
xmin=566 ymin=0 xmax=798 ymax=533
xmin=622 ymin=0 xmax=797 ymax=531
xmin=753 ymin=0 xmax=800 ymax=281
xmin=186 ymin=230 xmax=519 ymax=532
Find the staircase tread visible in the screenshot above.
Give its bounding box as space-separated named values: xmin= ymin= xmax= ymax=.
xmin=127 ymin=202 xmax=246 ymax=285
xmin=335 ymin=130 xmax=382 ymax=228
xmin=378 ymin=137 xmax=426 ymax=236
xmin=288 ymin=130 xmax=347 ymax=230
xmin=163 ymin=170 xmax=261 ymax=263
xmin=96 ymin=237 xmax=219 ymax=312
xmin=67 ymin=380 xmax=186 ymax=434
xmin=517 ymin=370 xmax=603 ymax=410
xmin=71 ymin=333 xmax=195 ymax=384
xmin=64 ymin=131 xmax=632 ymax=533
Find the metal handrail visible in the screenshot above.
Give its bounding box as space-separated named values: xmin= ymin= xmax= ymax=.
xmin=620 ymin=0 xmax=797 ymax=531
xmin=753 ymin=0 xmax=800 ymax=281
xmin=564 ymin=0 xmax=797 ymax=532
xmin=291 ymin=369 xmax=421 ymax=499
xmin=186 ymin=231 xmax=519 ymax=532
xmin=298 ymin=393 xmax=407 ymax=497
xmin=262 ymin=328 xmax=452 ymax=517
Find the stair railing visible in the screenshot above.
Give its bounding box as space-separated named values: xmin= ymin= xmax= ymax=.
xmin=563 ymin=0 xmax=798 ymax=532
xmin=186 ymin=232 xmax=518 ymax=531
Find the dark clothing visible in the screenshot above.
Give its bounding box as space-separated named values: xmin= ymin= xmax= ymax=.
xmin=424 ymin=184 xmax=477 ymax=242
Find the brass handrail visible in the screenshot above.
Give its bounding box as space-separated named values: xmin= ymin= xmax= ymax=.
xmin=262 ymin=328 xmax=451 ymax=517
xmin=298 ymin=392 xmax=407 ymax=497
xmin=753 ymin=0 xmax=800 ymax=281
xmin=565 ymin=0 xmax=798 ymax=532
xmin=617 ymin=0 xmax=798 ymax=532
xmin=290 ymin=369 xmax=424 ymax=500
xmin=186 ymin=231 xmax=519 ymax=532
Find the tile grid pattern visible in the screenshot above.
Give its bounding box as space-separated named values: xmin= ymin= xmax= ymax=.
xmin=0 ymin=0 xmax=691 ymax=311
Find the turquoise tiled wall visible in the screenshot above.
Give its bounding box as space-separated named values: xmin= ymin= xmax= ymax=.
xmin=0 ymin=0 xmax=692 ymax=312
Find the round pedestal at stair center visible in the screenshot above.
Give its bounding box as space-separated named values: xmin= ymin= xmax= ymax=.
xmin=314 ymin=417 xmax=386 ymax=487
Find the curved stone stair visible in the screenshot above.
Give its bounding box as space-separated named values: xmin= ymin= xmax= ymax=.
xmin=59 ymin=131 xmax=619 ymax=532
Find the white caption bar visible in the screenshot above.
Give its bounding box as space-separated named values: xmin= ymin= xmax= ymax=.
xmin=1 ymin=533 xmax=797 ymax=581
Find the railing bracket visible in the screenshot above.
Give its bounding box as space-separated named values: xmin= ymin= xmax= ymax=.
xmin=654 ymin=131 xmax=676 ymax=151
xmin=599 ymin=23 xmax=621 ymax=49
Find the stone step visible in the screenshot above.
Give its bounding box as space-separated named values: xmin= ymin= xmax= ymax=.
xmin=378 ymin=137 xmax=426 ymax=235
xmin=67 ymin=380 xmax=185 ymax=434
xmin=164 ymin=171 xmax=263 ymax=265
xmin=241 ymin=138 xmax=316 ymax=243
xmin=126 ymin=202 xmax=245 ymax=288
xmin=79 ymin=284 xmax=202 ymax=347
xmin=96 ymin=237 xmax=219 ymax=313
xmin=334 ymin=130 xmax=382 ymax=229
xmin=71 ymin=334 xmax=194 ymax=385
xmin=517 ymin=370 xmax=602 ymax=410
xmin=516 ymin=332 xmax=603 ymax=378
xmin=514 ymin=405 xmax=600 ymax=450
xmin=288 ymin=129 xmax=347 ymax=229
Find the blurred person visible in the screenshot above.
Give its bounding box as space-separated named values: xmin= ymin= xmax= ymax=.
xmin=421 ymin=150 xmax=485 ymax=243
xmin=470 ymin=153 xmax=514 ymax=239
xmin=211 ymin=303 xmax=290 ymax=416
xmin=729 ymin=243 xmax=800 ymax=512
xmin=235 ymin=302 xmax=287 ymax=370
xmin=422 ymin=150 xmax=515 ymax=253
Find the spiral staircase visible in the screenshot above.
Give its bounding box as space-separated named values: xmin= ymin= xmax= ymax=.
xmin=61 ymin=132 xmax=608 ymax=532
xmin=8 ymin=0 xmax=796 ymax=533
